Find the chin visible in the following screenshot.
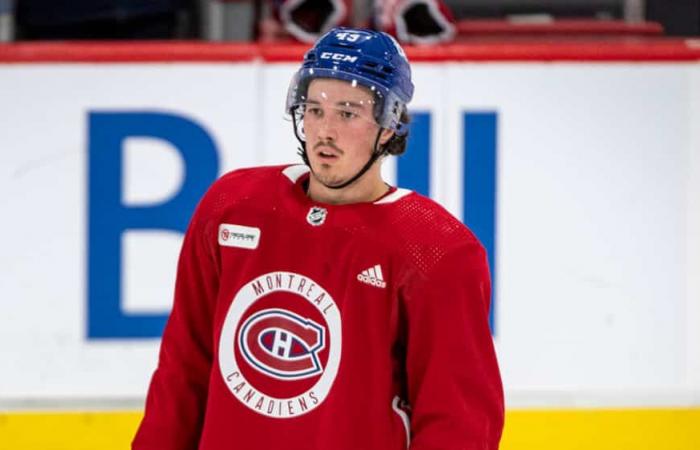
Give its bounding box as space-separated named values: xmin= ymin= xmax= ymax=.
xmin=311 ymin=169 xmax=344 ymax=188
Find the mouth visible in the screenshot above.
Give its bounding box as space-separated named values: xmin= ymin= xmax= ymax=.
xmin=315 ymin=145 xmax=341 ymax=162
xmin=318 ymin=151 xmax=338 ymax=160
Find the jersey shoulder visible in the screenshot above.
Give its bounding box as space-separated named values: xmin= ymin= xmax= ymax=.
xmin=380 ymin=192 xmax=484 ymax=276
xmin=194 ymin=164 xmax=296 ymax=220
xmin=213 ymin=164 xmax=293 ymax=194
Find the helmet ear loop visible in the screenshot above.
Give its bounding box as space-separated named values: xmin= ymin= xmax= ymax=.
xmin=394 ymin=121 xmax=409 ymax=137
xmin=291 ymin=107 xmax=310 ymax=165
xmin=391 ymin=101 xmax=409 ymax=137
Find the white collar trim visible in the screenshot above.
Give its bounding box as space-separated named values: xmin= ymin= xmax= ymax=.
xmin=374 ymin=188 xmax=413 ymax=204
xmin=282 ymin=164 xmax=310 ymax=183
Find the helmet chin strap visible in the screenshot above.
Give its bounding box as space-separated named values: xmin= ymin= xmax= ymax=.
xmin=292 ymin=111 xmax=386 ymax=191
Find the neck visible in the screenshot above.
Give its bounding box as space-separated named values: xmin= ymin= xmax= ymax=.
xmin=307 ymin=166 xmax=389 ymax=205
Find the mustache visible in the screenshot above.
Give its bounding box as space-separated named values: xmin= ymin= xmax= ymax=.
xmin=313 ymin=141 xmax=343 ymax=154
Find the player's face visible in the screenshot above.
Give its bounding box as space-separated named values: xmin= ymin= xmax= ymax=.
xmin=303 ymin=78 xmax=391 ymax=188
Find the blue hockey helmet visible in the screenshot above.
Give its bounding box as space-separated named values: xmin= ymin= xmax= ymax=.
xmin=286 ymin=27 xmax=414 ymax=135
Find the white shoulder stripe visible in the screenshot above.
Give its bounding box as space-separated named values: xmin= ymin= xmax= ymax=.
xmin=282 ymin=165 xmax=310 ymax=183
xmin=374 ymin=188 xmax=412 ymax=204
xmin=392 ymin=396 xmax=411 ymax=448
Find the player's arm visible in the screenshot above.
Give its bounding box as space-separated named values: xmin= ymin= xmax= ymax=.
xmin=402 ymin=242 xmax=504 ymax=450
xmin=132 ymin=197 xmax=220 ymax=450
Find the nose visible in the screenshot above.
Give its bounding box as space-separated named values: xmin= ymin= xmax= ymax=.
xmin=317 ymin=113 xmax=338 ymax=142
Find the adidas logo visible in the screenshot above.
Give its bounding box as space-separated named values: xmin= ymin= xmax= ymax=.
xmin=357 ymin=264 xmax=386 ymax=288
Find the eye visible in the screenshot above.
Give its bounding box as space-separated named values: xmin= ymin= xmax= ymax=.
xmin=306 ymin=106 xmax=322 ymax=117
xmin=339 ymin=110 xmax=357 ymax=120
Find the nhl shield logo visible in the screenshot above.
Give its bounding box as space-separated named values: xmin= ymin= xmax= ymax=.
xmin=306 ymin=206 xmax=327 ymax=226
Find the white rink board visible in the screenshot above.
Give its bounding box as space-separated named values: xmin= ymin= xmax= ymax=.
xmin=0 ymin=61 xmax=698 ymax=407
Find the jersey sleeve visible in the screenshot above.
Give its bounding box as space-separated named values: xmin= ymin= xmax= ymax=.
xmin=402 ymin=242 xmax=504 ymax=450
xmin=132 ymin=197 xmax=220 ymax=450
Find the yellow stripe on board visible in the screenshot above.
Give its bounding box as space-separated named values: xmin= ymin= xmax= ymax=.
xmin=0 ymin=411 xmax=142 ymax=450
xmin=0 ymin=408 xmax=699 ymax=450
xmin=502 ymin=408 xmax=700 ymax=450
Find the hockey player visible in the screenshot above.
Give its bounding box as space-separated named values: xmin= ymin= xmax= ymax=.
xmin=133 ymin=27 xmax=504 ymax=450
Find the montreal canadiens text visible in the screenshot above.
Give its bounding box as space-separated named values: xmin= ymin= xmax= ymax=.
xmin=224 ymin=273 xmax=335 ymax=417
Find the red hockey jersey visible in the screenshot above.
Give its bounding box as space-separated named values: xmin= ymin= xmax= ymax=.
xmin=133 ymin=164 xmax=504 ymax=450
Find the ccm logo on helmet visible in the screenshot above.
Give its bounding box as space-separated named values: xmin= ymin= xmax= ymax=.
xmin=239 ymin=309 xmax=326 ymax=380
xmin=320 ymin=52 xmax=358 ymax=63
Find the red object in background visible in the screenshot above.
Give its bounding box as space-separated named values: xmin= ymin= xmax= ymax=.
xmin=267 ymin=0 xmax=457 ymax=44
xmin=376 ymin=0 xmax=457 ymax=44
xmin=272 ymin=0 xmax=351 ymax=43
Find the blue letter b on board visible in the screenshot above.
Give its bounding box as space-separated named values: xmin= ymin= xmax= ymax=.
xmin=463 ymin=112 xmax=498 ymax=332
xmin=396 ymin=111 xmax=498 ymax=333
xmin=88 ymin=111 xmax=219 ymax=339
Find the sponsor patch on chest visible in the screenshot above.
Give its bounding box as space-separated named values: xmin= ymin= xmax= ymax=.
xmin=218 ymin=223 xmax=261 ymax=249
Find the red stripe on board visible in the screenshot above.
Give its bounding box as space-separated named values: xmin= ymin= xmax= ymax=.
xmin=0 ymin=41 xmax=266 ymax=63
xmin=1 ymin=40 xmax=699 ymax=63
xmin=408 ymin=40 xmax=700 ymax=62
xmin=456 ymin=20 xmax=664 ymax=37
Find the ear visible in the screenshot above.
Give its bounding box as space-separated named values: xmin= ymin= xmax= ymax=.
xmin=379 ymin=128 xmax=395 ymax=146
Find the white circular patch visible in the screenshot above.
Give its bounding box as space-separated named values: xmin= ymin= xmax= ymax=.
xmin=219 ymin=271 xmax=342 ymax=418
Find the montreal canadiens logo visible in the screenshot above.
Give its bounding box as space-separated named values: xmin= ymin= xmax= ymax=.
xmin=219 ymin=272 xmax=341 ymax=419
xmin=239 ymin=309 xmax=325 ymax=380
